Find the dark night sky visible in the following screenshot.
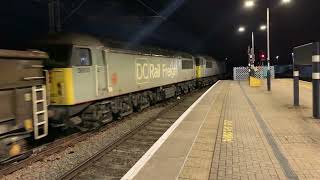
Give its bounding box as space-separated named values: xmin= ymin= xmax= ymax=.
xmin=0 ymin=0 xmax=319 ymax=67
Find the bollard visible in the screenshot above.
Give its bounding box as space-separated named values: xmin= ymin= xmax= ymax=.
xmin=293 ymin=69 xmax=299 ymax=106
xmin=312 ymin=54 xmax=320 ymax=118
xmin=267 ymin=69 xmax=271 ymax=91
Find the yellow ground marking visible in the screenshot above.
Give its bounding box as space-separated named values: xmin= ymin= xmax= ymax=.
xmin=301 ymin=84 xmax=311 ymax=89
xmin=281 ymin=79 xmax=311 ymax=90
xmin=222 ymin=120 xmax=233 ymax=142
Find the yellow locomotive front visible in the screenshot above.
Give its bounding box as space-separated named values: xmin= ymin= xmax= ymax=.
xmin=42 ymin=44 xmax=76 ymax=107
xmin=50 ymin=68 xmax=75 ymax=105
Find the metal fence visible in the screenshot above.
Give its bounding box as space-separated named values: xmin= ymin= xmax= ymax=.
xmin=233 ymin=66 xmax=275 ymax=81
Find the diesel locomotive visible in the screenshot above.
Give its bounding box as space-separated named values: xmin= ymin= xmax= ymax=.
xmin=0 ymin=33 xmax=226 ymax=162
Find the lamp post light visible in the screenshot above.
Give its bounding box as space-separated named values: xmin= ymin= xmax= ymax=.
xmin=282 ymin=0 xmax=292 ymax=4
xmin=238 ymin=25 xmax=255 ymax=64
xmin=244 ymin=0 xmax=292 ymax=91
xmin=267 ymin=7 xmax=271 ymax=91
xmin=260 ymin=25 xmax=267 ymax=31
xmin=238 ymin=26 xmax=266 ymax=81
xmin=237 ymin=24 xmax=266 ymax=64
xmin=238 ymin=26 xmax=246 ymax=33
xmin=244 ymin=0 xmax=255 ymax=8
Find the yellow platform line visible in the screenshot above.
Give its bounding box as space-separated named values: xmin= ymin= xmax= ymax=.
xmin=222 ymin=120 xmax=233 ymax=143
xmin=281 ymin=79 xmax=312 ymax=90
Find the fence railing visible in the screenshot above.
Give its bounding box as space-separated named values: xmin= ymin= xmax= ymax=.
xmin=233 ymin=66 xmax=275 ymax=81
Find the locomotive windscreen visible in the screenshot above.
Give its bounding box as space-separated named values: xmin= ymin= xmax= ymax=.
xmin=41 ymin=45 xmax=72 ymax=68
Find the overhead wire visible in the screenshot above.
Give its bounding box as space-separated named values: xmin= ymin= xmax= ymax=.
xmin=62 ymin=0 xmax=88 ymax=24
xmin=135 ymin=0 xmax=165 ymax=20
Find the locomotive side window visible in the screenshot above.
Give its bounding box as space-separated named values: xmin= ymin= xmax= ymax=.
xmin=206 ymin=61 xmax=213 ymax=68
xmin=182 ymin=60 xmax=194 ymax=69
xmin=73 ymin=48 xmax=92 ymax=66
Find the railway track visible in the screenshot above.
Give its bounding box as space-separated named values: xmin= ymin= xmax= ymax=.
xmin=0 ymin=100 xmax=172 ymax=177
xmin=58 ymin=88 xmax=207 ymax=180
xmin=0 ymin=132 xmax=84 ymax=177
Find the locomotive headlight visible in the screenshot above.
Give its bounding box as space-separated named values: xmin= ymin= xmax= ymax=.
xmin=9 ymin=143 xmax=21 ymax=157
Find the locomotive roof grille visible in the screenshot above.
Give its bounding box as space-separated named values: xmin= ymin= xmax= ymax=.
xmin=196 ymin=55 xmax=218 ymax=62
xmin=41 ymin=33 xmax=193 ymax=59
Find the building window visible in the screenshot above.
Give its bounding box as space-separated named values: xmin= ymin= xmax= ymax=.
xmin=182 ymin=60 xmax=194 ymax=69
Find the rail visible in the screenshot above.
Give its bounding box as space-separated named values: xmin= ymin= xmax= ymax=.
xmin=58 ymin=99 xmax=182 ymax=180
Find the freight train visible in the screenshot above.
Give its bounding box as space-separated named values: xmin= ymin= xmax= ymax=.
xmin=0 ymin=33 xmax=226 ymax=162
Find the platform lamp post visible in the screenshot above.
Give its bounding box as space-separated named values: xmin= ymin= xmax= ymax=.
xmin=244 ymin=0 xmax=292 ymax=91
xmin=267 ymin=7 xmax=271 ymax=91
xmin=237 ymin=25 xmax=266 ymax=77
xmin=249 ymin=31 xmax=255 ymax=77
xmin=238 ymin=26 xmax=256 ymax=78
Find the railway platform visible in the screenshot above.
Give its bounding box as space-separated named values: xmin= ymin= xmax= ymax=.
xmin=122 ymin=79 xmax=320 ymax=180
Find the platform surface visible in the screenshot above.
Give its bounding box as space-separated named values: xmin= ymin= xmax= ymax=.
xmin=123 ymin=79 xmax=320 ymax=180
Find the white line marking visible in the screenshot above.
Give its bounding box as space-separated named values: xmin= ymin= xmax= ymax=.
xmin=121 ymin=80 xmax=221 ymax=180
xmin=175 ymin=82 xmax=221 ymax=180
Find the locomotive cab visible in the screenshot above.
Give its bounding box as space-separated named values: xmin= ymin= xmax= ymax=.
xmin=40 ymin=35 xmax=107 ymax=107
xmin=48 ymin=46 xmax=107 ymax=105
xmin=195 ymin=56 xmax=219 ymax=87
xmin=40 ymin=34 xmax=109 ymax=127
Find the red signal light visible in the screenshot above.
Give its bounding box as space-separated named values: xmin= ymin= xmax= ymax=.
xmin=259 ymin=51 xmax=266 ymax=61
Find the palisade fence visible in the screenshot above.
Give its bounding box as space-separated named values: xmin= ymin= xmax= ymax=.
xmin=233 ymin=66 xmax=275 ymax=81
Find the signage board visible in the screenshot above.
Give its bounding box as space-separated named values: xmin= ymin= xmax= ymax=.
xmin=293 ymin=42 xmax=320 ymax=65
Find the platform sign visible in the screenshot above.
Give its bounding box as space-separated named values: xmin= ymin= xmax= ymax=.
xmin=293 ymin=42 xmax=320 ymax=65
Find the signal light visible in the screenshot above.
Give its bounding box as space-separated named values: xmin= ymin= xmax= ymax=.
xmin=259 ymin=51 xmax=266 ymax=61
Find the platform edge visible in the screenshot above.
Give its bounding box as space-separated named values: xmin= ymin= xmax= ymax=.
xmin=121 ymin=80 xmax=221 ymax=180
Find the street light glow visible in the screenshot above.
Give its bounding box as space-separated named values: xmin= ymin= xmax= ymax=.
xmin=260 ymin=25 xmax=267 ymax=31
xmin=244 ymin=0 xmax=255 ymax=8
xmin=241 ymin=0 xmax=293 ymax=92
xmin=281 ymin=0 xmax=291 ymax=4
xmin=238 ymin=26 xmax=246 ymax=32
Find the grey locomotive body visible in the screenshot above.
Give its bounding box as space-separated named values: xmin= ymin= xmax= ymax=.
xmin=45 ymin=34 xmax=225 ymax=129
